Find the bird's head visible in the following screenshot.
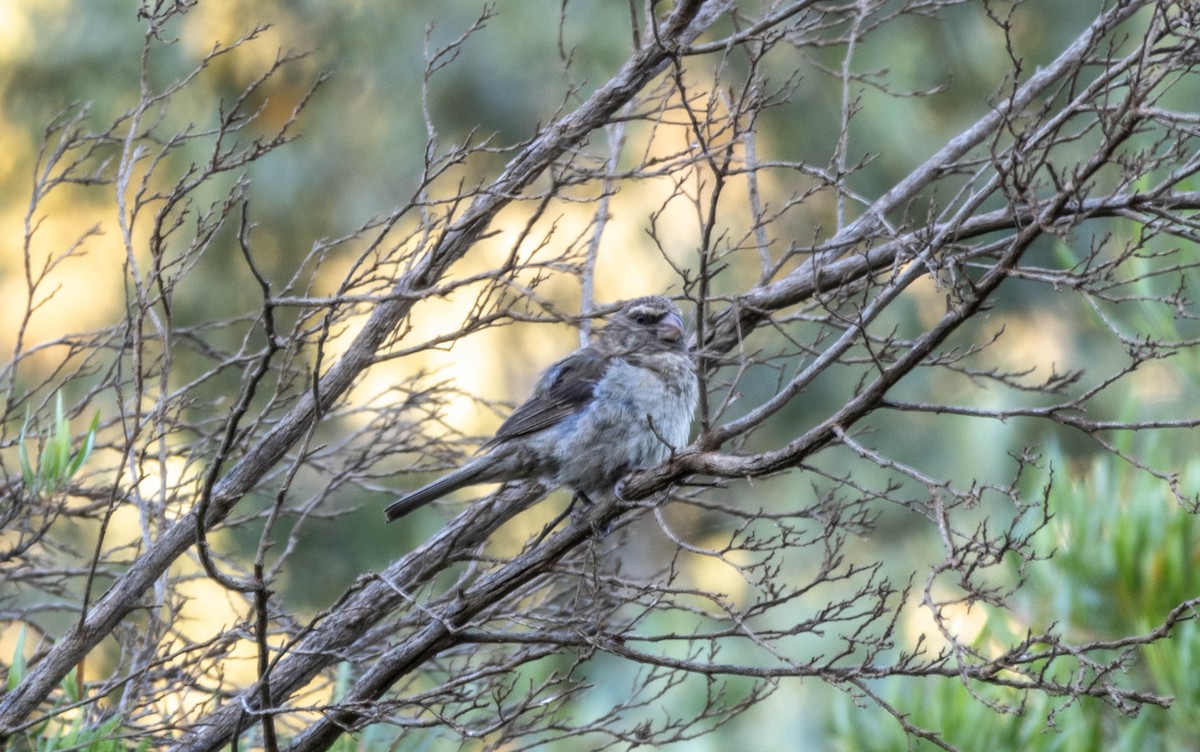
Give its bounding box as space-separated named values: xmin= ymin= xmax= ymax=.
xmin=599 ymin=296 xmax=688 ymax=354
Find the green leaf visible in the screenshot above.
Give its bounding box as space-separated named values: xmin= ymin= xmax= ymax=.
xmin=61 ymin=666 xmax=81 ymax=704
xmin=16 ymin=392 xmax=100 ymax=498
xmin=65 ymin=410 xmax=100 ymax=479
xmin=8 ymin=624 xmax=27 ymax=693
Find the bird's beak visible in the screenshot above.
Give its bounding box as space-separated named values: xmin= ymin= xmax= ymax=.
xmin=657 ymin=312 xmax=685 ymax=342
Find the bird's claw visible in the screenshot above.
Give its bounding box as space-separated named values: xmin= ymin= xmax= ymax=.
xmin=613 ymin=478 xmax=630 ymax=503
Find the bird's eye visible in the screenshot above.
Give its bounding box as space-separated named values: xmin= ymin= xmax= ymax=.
xmin=633 ymin=313 xmax=648 ymax=324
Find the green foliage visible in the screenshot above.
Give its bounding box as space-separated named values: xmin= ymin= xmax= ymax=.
xmin=1041 ymin=447 xmax=1200 ymax=635
xmin=3 ymin=627 xmax=147 ymax=752
xmin=827 ymin=439 xmax=1200 ymax=751
xmin=17 ymin=392 xmax=99 ymax=498
xmin=5 ymin=625 xmax=28 ymax=695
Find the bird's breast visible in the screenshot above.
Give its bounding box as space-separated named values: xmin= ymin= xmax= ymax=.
xmin=547 ymin=355 xmax=697 ymax=495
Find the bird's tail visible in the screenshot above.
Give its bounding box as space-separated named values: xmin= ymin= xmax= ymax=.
xmin=384 ymin=457 xmax=491 ymax=522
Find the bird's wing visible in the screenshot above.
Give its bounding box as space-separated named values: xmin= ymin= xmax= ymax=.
xmin=484 ymin=347 xmax=608 ymax=446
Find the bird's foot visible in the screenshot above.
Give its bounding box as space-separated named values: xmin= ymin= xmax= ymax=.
xmin=564 ymin=491 xmax=617 ymax=538
xmin=613 ymin=479 xmax=630 ymax=503
xmin=566 ymin=491 xmax=593 ymax=522
xmin=531 ymin=492 xmax=595 ymax=547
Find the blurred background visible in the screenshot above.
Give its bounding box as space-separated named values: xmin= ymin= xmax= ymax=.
xmin=3 ymin=1 xmax=1199 ymax=749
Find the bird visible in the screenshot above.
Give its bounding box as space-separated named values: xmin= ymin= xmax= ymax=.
xmin=384 ymin=295 xmax=698 ymax=522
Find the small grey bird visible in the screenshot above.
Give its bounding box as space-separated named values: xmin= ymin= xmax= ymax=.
xmin=385 ymin=295 xmax=698 ymax=522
